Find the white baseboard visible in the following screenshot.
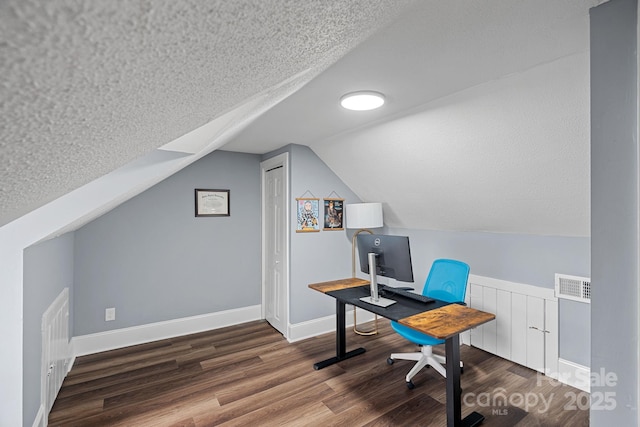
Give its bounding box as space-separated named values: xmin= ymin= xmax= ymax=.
xmin=557 ymin=358 xmax=590 ymax=392
xmin=71 ymin=305 xmax=261 ymax=357
xmin=31 ymin=405 xmax=45 ymax=427
xmin=288 ymin=307 xmax=376 ymax=342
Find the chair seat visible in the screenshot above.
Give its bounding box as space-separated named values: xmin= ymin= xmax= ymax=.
xmin=387 ymin=258 xmax=470 ymax=388
xmin=390 ymin=320 xmax=444 ymax=347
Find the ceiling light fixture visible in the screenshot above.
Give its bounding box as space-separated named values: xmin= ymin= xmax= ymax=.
xmin=340 ymin=91 xmax=385 ymax=111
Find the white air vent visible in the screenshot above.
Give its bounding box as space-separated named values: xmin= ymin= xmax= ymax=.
xmin=555 ymin=274 xmax=591 ymax=303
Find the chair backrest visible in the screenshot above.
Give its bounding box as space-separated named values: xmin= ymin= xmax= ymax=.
xmin=422 ymin=259 xmax=470 ymax=303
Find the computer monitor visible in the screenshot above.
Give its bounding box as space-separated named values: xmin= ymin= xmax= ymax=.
xmin=356 ymin=234 xmax=414 ymax=307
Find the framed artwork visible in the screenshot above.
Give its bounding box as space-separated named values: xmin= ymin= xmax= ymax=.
xmin=195 ymin=189 xmax=230 ymax=217
xmin=323 ymin=198 xmax=344 ymax=230
xmin=296 ymin=198 xmax=320 ymax=232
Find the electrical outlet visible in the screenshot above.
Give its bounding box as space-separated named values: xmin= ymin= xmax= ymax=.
xmin=105 ymin=307 xmax=116 ymax=321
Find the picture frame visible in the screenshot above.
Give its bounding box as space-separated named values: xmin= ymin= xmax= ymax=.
xmin=323 ymin=198 xmax=344 ymax=230
xmin=296 ymin=198 xmax=320 ymax=232
xmin=195 ymin=189 xmax=230 ymax=217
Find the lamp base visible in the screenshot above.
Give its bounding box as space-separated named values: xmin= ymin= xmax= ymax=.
xmin=359 ymin=296 xmax=397 ymax=307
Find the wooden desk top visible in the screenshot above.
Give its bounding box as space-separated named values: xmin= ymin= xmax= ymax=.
xmin=308 ymin=277 xmax=369 ymax=293
xmin=309 ymin=277 xmax=496 ymax=339
xmin=398 ymin=303 xmax=495 ymax=340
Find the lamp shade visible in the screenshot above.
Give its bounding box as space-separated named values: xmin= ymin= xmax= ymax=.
xmin=346 ymin=203 xmax=383 ymax=229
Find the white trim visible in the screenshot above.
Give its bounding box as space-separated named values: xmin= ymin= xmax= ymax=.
xmin=287 ymin=308 xmax=375 ymax=342
xmin=636 ymin=1 xmax=640 ymax=412
xmin=31 ymin=405 xmax=45 ymax=427
xmin=468 ymin=274 xmax=556 ymax=301
xmin=71 ymin=305 xmax=261 ymax=357
xmin=557 ymin=358 xmax=591 ymax=392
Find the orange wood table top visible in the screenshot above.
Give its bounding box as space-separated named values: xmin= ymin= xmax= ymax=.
xmin=398 ymin=303 xmax=495 ymax=340
xmin=309 ymin=277 xmax=495 ymax=338
xmin=308 ymin=277 xmax=369 ymax=293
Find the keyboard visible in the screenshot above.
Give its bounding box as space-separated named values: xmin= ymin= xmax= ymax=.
xmin=380 ymin=286 xmax=434 ymax=304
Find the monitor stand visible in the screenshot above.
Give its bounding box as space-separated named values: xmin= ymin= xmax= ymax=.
xmin=360 ymin=252 xmax=397 ymax=307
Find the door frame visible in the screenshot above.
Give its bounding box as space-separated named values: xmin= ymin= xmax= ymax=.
xmin=260 ymin=152 xmax=290 ymax=338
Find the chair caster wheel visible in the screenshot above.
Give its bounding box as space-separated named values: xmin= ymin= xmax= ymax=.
xmin=406 ymin=380 xmax=415 ymax=390
xmin=387 ymin=358 xmax=394 ymax=365
xmin=461 ymin=366 xmax=464 ymax=374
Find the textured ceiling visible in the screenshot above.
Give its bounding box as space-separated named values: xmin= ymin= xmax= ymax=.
xmin=228 ymin=0 xmax=604 ymax=236
xmin=0 ymin=0 xmax=414 ymax=227
xmin=228 ymin=0 xmax=602 ymax=153
xmin=1 ymin=0 xmax=605 ymax=236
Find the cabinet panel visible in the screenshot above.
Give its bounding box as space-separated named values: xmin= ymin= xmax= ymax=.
xmin=544 ymin=299 xmax=559 ymax=377
xmin=467 ymin=275 xmax=558 ymax=378
xmin=496 ymin=290 xmax=511 ymax=359
xmin=526 ymin=296 xmax=545 ymax=372
xmin=482 ymin=287 xmax=497 ymax=354
xmin=511 ymin=293 xmax=528 ymax=366
xmin=469 ymin=284 xmax=484 ymax=348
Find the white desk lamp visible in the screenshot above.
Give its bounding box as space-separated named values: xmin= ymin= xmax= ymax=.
xmin=346 ymin=202 xmax=383 ymax=335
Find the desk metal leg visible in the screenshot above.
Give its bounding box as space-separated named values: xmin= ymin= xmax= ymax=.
xmin=313 ymin=300 xmax=366 ymax=370
xmin=445 ymin=335 xmax=485 ymax=427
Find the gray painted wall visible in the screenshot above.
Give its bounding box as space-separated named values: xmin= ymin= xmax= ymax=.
xmin=590 ymin=0 xmax=639 ymax=424
xmin=279 ymin=143 xmax=592 ymax=368
xmin=284 ymin=144 xmax=364 ymax=323
xmin=74 ymin=150 xmax=262 ymax=335
xmin=387 ymin=227 xmax=590 ymax=366
xmin=23 ymin=233 xmax=74 ymax=426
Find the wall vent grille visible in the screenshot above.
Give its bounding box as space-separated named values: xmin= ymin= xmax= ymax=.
xmin=555 ymin=274 xmax=591 ymax=303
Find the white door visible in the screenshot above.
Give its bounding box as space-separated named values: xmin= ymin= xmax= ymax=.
xmin=262 ymin=154 xmax=288 ymax=336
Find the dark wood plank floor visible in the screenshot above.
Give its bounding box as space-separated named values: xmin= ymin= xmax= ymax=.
xmin=49 ymin=320 xmax=589 ymax=426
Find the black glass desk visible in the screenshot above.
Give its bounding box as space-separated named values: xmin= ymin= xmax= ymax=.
xmin=309 ymin=278 xmax=495 ymax=427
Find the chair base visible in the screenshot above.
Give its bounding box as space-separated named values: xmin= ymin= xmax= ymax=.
xmin=389 ymin=345 xmax=463 ymax=384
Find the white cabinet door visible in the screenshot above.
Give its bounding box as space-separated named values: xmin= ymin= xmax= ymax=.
xmin=544 ymin=299 xmax=559 ymax=377
xmin=526 ymin=296 xmax=545 ymax=372
xmin=466 ymin=279 xmax=558 ymax=377
xmin=511 ymin=293 xmax=528 ymax=366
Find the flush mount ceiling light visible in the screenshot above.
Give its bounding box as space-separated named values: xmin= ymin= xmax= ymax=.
xmin=340 ymin=91 xmax=385 ymax=111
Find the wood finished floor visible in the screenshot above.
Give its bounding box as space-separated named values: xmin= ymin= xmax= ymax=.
xmin=49 ymin=320 xmax=589 ymax=426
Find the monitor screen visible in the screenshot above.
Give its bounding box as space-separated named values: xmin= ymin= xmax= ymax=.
xmin=356 ymin=234 xmax=414 ymax=283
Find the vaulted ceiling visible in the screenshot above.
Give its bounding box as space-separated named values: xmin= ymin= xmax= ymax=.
xmin=1 ymin=0 xmax=604 ymax=235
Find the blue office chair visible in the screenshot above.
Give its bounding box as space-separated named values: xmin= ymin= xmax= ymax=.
xmin=387 ymin=258 xmax=470 ymax=389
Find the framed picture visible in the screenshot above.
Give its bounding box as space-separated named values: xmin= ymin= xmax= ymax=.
xmin=195 ymin=189 xmax=230 ymax=217
xmin=323 ymin=198 xmax=344 ymax=230
xmin=296 ymin=198 xmax=320 ymax=232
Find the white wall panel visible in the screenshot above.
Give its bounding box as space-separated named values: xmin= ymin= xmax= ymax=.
xmin=511 ymin=292 xmax=528 ymax=366
xmin=469 ymin=283 xmax=484 ymax=348
xmin=526 ymin=296 xmax=545 ymax=372
xmin=545 ymin=299 xmax=559 ymax=377
xmin=467 ymin=275 xmax=558 ymax=378
xmin=481 ymin=286 xmax=497 ymax=354
xmin=496 ymin=289 xmax=512 ymax=359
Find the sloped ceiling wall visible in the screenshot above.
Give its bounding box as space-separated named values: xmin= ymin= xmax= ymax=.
xmin=311 ymin=53 xmax=590 ymax=236
xmin=229 ymin=0 xmax=599 ymax=237
xmin=0 ymin=0 xmax=415 ymax=227
xmin=1 ymin=0 xmax=602 ymax=237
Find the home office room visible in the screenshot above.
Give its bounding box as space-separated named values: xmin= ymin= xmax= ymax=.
xmin=1 ymin=1 xmax=637 ymax=426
